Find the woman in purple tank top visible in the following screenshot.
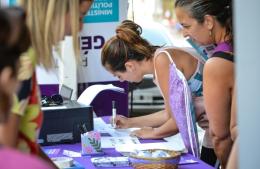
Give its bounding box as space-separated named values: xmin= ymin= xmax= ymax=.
xmin=101 ymin=20 xmax=210 ymax=158
xmin=175 ymin=0 xmax=237 ymax=168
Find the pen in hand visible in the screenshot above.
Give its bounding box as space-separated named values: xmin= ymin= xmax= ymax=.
xmin=112 ymin=100 xmax=116 ymax=128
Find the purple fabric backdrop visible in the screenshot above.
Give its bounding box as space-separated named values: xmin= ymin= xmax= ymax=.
xmin=39 ymin=84 xmax=59 ymax=96
xmin=78 ymin=81 xmax=129 ymax=117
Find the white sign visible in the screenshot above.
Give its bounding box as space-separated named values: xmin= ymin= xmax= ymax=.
xmin=78 ymin=0 xmax=128 ymax=83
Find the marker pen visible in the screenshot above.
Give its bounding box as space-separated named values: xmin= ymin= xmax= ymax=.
xmin=112 ymin=100 xmax=116 ymax=128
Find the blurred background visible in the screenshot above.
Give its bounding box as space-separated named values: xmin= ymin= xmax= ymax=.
xmin=128 ymin=0 xmax=189 ymax=47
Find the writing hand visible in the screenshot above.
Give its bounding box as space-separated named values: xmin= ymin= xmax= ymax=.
xmin=110 ymin=115 xmax=130 ymax=129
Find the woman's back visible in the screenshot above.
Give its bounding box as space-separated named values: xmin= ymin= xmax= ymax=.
xmin=154 ymin=47 xmax=203 ymax=96
xmin=203 ymin=43 xmax=234 ymax=167
xmin=153 ymin=46 xmax=204 ymax=157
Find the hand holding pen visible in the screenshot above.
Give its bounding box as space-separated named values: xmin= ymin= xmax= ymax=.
xmin=111 ymin=115 xmax=131 ymax=129
xmin=110 ymin=101 xmax=132 ymax=128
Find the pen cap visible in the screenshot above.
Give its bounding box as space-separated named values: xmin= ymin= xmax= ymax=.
xmin=112 ymin=100 xmax=115 ymax=108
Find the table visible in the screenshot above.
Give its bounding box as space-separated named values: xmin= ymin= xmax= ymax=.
xmin=43 ymin=143 xmax=213 ymax=169
xmin=42 ymin=117 xmax=214 ymax=169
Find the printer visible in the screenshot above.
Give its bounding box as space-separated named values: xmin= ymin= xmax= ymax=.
xmin=38 ymin=100 xmax=93 ymax=146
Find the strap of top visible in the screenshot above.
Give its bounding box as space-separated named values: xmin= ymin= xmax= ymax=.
xmin=211 ymin=42 xmax=234 ymax=62
xmin=153 ymin=47 xmax=203 ymax=83
xmin=154 ymin=46 xmax=203 ymax=64
xmin=211 ymin=51 xmax=234 ymax=62
xmin=153 ymin=49 xmax=175 ymax=84
xmin=154 ymin=49 xmax=174 ymax=64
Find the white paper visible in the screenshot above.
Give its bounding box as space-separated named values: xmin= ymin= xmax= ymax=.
xmin=163 ymin=126 xmax=204 ymax=149
xmin=63 ymin=150 xmax=82 ymax=157
xmin=106 ymin=126 xmax=141 ymax=137
xmin=163 ymin=133 xmax=186 ymax=149
xmin=94 ymin=117 xmax=140 ymax=137
xmin=77 ymin=84 xmax=124 ymax=105
xmin=94 ymin=117 xmax=109 ymax=133
xmin=115 ymin=141 xmax=185 ymax=154
xmin=101 ymin=136 xmax=140 ymax=148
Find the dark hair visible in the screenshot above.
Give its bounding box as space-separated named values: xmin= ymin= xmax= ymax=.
xmin=0 ymin=7 xmax=30 ymax=76
xmin=175 ymin=0 xmax=233 ymax=45
xmin=101 ymin=20 xmax=158 ymax=72
xmin=0 ymin=7 xmax=30 ymax=121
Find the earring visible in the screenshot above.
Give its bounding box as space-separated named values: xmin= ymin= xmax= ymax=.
xmin=209 ymin=30 xmax=212 ymax=36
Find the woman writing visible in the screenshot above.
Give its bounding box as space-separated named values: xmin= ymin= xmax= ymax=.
xmin=101 ymin=20 xmax=210 ymax=158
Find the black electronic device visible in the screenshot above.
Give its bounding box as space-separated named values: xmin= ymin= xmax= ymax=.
xmin=38 ymin=100 xmax=93 ymax=146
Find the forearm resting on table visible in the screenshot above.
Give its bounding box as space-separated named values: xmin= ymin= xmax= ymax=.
xmin=153 ymin=118 xmax=179 ymax=139
xmin=129 ymin=110 xmax=170 ymax=128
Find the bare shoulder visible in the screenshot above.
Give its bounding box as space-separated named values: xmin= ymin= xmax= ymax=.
xmin=153 ymin=52 xmax=171 ymax=85
xmin=204 ymin=57 xmax=234 ymax=73
xmin=204 ymin=57 xmax=234 ymax=84
xmin=154 ymin=51 xmax=171 ymax=70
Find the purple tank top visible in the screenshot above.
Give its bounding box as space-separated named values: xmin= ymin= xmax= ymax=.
xmin=169 ymin=63 xmax=200 ymax=158
xmin=212 ymin=42 xmax=234 ymax=62
xmin=213 ymin=42 xmax=233 ymax=53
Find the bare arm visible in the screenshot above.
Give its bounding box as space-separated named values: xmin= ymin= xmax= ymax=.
xmin=230 ymin=85 xmax=237 ymax=141
xmin=203 ymin=58 xmax=234 ymax=168
xmin=0 ymin=97 xmax=28 ymax=147
xmin=226 ymin=138 xmax=238 ymax=169
xmin=0 ymin=113 xmax=20 ymax=147
xmin=115 ymin=109 xmax=170 ymax=128
xmin=132 ymin=117 xmax=179 ymax=139
xmin=131 ymin=52 xmax=180 ymax=139
xmin=0 ymin=55 xmax=33 ymax=147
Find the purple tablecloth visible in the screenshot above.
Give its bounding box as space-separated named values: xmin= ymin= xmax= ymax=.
xmin=42 ymin=117 xmax=213 ymax=169
xmin=43 ymin=143 xmax=213 ymax=169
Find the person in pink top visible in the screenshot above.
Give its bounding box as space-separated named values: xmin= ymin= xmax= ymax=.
xmin=0 ymin=148 xmax=52 ymax=169
xmin=0 ymin=1 xmax=92 ymax=168
xmin=0 ymin=7 xmax=52 ymax=169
